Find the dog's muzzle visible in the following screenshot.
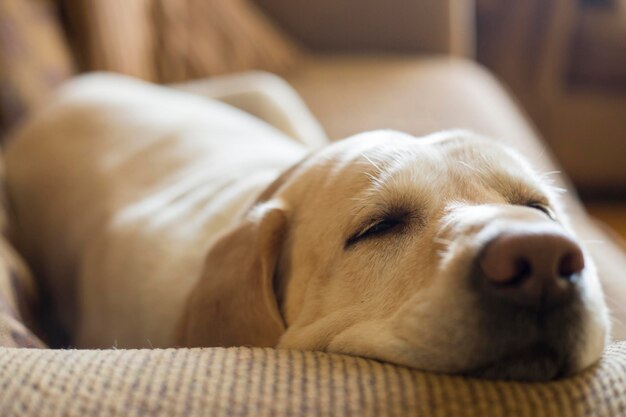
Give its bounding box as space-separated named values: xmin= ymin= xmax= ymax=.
xmin=478 ymin=228 xmax=584 ymax=310
xmin=467 ymin=227 xmax=587 ymax=380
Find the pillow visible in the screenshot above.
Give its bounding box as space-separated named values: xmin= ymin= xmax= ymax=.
xmin=62 ymin=0 xmax=300 ymax=83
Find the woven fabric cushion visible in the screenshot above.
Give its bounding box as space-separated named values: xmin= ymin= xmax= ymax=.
xmin=1 ymin=343 xmax=626 ymax=417
xmin=62 ymin=0 xmax=299 ymax=83
xmin=0 ymin=0 xmax=74 ymax=134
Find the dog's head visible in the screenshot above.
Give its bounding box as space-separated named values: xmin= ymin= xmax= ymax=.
xmin=179 ymin=130 xmax=609 ymax=381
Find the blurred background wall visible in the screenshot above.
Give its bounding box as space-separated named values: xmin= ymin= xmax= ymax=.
xmin=0 ymin=0 xmax=625 ymax=199
xmin=476 ymin=0 xmax=626 ymax=197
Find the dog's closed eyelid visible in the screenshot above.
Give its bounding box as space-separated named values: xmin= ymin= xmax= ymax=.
xmin=525 ymin=202 xmax=556 ymax=220
xmin=344 ymin=209 xmax=421 ymax=249
xmin=345 ymin=218 xmax=404 ymax=248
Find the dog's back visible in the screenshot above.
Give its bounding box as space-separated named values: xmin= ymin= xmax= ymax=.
xmin=5 ymin=73 xmax=306 ymax=347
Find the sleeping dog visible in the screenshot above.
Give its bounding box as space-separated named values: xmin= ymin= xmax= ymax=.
xmin=4 ymin=74 xmax=609 ymax=381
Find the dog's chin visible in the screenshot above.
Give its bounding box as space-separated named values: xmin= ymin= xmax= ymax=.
xmin=456 ymin=274 xmax=593 ymax=381
xmin=463 ymin=342 xmax=570 ymax=381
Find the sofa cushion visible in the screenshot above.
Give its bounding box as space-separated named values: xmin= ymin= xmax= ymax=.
xmin=1 ymin=344 xmax=626 ymax=416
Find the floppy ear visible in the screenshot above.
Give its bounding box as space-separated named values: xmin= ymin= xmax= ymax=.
xmin=177 ymin=202 xmax=288 ymax=347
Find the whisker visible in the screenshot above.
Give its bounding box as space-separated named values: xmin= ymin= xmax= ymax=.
xmin=458 ymin=160 xmax=479 ymax=173
xmin=362 ymin=153 xmax=383 ymax=173
xmin=364 ymin=172 xmax=379 ymax=184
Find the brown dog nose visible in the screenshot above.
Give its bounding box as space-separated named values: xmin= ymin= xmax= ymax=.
xmin=479 ymin=230 xmax=585 ymax=309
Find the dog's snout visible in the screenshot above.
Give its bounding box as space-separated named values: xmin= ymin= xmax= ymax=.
xmin=478 ymin=230 xmax=584 ymax=309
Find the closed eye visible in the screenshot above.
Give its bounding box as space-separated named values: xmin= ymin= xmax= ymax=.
xmin=345 ymin=217 xmax=405 ymax=248
xmin=526 ymin=202 xmax=556 ymax=220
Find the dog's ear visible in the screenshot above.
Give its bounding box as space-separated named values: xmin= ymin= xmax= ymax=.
xmin=177 ymin=201 xmax=288 ymax=347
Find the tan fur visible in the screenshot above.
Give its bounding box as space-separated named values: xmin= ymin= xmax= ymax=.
xmin=4 ymin=74 xmax=609 ymax=379
xmin=178 ymin=202 xmax=287 ymax=347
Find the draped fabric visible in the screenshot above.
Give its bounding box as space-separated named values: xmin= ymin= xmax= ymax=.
xmin=60 ymin=0 xmax=299 ymax=83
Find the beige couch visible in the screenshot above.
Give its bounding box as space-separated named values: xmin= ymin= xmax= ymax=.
xmin=2 ymin=1 xmax=626 ymax=416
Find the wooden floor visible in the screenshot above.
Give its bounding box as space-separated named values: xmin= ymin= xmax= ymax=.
xmin=586 ymin=202 xmax=626 ymax=242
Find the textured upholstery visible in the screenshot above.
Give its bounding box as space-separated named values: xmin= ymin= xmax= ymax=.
xmin=2 ymin=344 xmax=626 ymax=417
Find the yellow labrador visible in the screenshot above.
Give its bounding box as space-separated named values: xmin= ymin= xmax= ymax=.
xmin=5 ymin=74 xmax=609 ymax=381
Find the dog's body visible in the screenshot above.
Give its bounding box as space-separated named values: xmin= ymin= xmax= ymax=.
xmin=5 ymin=74 xmax=609 ymax=381
xmin=6 ymin=74 xmax=306 ymax=348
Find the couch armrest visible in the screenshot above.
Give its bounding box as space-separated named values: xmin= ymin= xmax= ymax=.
xmin=253 ymin=0 xmax=475 ymax=57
